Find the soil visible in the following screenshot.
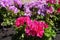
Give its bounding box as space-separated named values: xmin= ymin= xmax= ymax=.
xmin=0 ymin=26 xmax=16 ymax=40
xmin=0 ymin=26 xmax=60 ymax=40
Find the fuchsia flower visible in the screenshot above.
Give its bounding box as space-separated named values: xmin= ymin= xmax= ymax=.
xmin=15 ymin=16 xmax=48 ymax=38
xmin=15 ymin=17 xmax=26 ymax=27
xmin=25 ymin=20 xmax=48 ymax=38
xmin=15 ymin=16 xmax=31 ymax=27
xmin=39 ymin=21 xmax=48 ymax=28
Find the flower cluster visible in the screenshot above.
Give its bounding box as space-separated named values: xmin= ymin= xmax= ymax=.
xmin=57 ymin=8 xmax=60 ymax=13
xmin=0 ymin=0 xmax=22 ymax=13
xmin=15 ymin=16 xmax=48 ymax=38
xmin=47 ymin=6 xmax=54 ymax=14
xmin=25 ymin=20 xmax=48 ymax=38
xmin=46 ymin=0 xmax=60 ymax=14
xmin=15 ymin=16 xmax=26 ymax=27
xmin=24 ymin=0 xmax=47 ymax=16
xmin=0 ymin=0 xmax=56 ymax=15
xmin=0 ymin=0 xmax=57 ymax=40
xmin=46 ymin=0 xmax=57 ymax=4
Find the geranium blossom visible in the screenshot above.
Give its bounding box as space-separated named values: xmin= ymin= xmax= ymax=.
xmin=15 ymin=16 xmax=48 ymax=38
xmin=25 ymin=20 xmax=48 ymax=38
xmin=15 ymin=17 xmax=25 ymax=27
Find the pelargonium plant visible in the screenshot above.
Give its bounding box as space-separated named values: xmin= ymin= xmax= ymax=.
xmin=0 ymin=0 xmax=59 ymax=40
xmin=14 ymin=16 xmax=56 ymax=40
xmin=0 ymin=0 xmax=23 ymax=26
xmin=23 ymin=0 xmax=47 ymax=16
xmin=46 ymin=0 xmax=60 ymax=30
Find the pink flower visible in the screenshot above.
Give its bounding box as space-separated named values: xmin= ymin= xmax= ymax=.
xmin=24 ymin=8 xmax=32 ymax=16
xmin=15 ymin=16 xmax=31 ymax=27
xmin=44 ymin=23 xmax=48 ymax=28
xmin=58 ymin=0 xmax=60 ymax=4
xmin=25 ymin=25 xmax=37 ymax=36
xmin=57 ymin=8 xmax=60 ymax=13
xmin=15 ymin=17 xmax=25 ymax=27
xmin=39 ymin=21 xmax=48 ymax=28
xmin=9 ymin=6 xmax=19 ymax=14
xmin=25 ymin=20 xmax=48 ymax=38
xmin=46 ymin=0 xmax=56 ymax=4
xmin=47 ymin=6 xmax=54 ymax=14
xmin=37 ymin=30 xmax=44 ymax=38
xmin=15 ymin=16 xmax=48 ymax=38
xmin=33 ymin=21 xmax=44 ymax=38
xmin=14 ymin=0 xmax=22 ymax=8
xmin=25 ymin=17 xmax=32 ymax=26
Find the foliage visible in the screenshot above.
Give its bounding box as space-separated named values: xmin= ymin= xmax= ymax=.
xmin=1 ymin=0 xmax=60 ymax=40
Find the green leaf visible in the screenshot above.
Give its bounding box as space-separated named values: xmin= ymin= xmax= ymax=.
xmin=48 ymin=3 xmax=51 ymax=7
xmin=44 ymin=27 xmax=56 ymax=38
xmin=48 ymin=37 xmax=52 ymax=40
